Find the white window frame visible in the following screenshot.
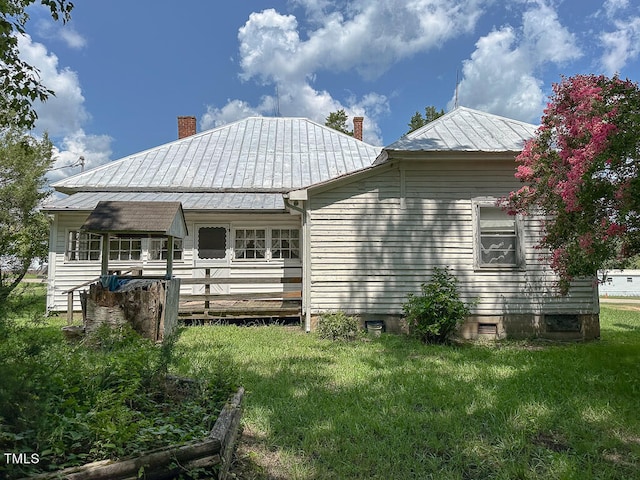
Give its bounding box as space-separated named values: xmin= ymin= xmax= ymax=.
xmin=148 ymin=237 xmax=184 ymax=262
xmin=231 ymin=227 xmax=302 ymax=262
xmin=65 ymin=230 xmax=102 ymax=262
xmin=271 ymin=228 xmax=300 ymax=260
xmin=472 ymin=198 xmax=524 ymax=270
xmin=108 ymin=236 xmax=142 ymax=262
xmin=233 ymin=228 xmax=267 ymax=260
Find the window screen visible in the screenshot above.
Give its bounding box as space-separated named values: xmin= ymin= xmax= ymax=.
xmin=198 ymin=227 xmax=227 ymax=259
xmin=479 ymin=206 xmax=517 ymax=266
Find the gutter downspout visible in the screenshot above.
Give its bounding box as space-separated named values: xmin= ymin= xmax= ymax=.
xmin=284 ymin=197 xmax=312 ymax=333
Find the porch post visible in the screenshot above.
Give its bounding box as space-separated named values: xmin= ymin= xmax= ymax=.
xmin=166 ymin=236 xmax=174 ymax=278
xmin=100 ymin=233 xmax=109 ymax=276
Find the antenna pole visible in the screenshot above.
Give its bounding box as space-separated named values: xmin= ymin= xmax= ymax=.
xmin=455 ymin=70 xmax=459 ymax=109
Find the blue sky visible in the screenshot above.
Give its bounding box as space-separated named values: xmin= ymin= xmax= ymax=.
xmin=18 ymin=0 xmax=640 ymax=183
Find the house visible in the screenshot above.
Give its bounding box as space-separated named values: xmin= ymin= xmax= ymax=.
xmin=598 ymin=270 xmax=640 ymax=297
xmin=288 ymin=107 xmax=600 ymax=339
xmin=44 ymin=107 xmax=600 ymax=340
xmin=44 ymin=115 xmax=380 ymax=313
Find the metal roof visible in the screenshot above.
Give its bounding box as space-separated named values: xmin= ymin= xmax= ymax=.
xmin=81 ymin=201 xmax=188 ymax=238
xmin=384 ymin=106 xmax=538 ymax=153
xmin=52 ymin=117 xmax=381 ymax=195
xmin=43 ymin=191 xmax=286 ymax=212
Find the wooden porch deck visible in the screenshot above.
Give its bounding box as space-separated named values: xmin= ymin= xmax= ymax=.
xmin=178 ymin=299 xmax=302 ymax=322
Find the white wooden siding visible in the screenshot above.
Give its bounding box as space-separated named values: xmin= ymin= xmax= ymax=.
xmin=307 ymin=159 xmax=598 ymax=316
xmin=47 ymin=211 xmax=301 ymax=311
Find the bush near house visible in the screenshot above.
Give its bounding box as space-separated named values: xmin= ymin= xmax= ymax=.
xmin=403 ymin=266 xmax=472 ymax=343
xmin=316 ymin=311 xmax=360 ymax=341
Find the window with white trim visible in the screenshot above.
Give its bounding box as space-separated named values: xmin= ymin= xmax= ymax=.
xmin=271 ymin=229 xmax=300 ymax=259
xmin=108 ymin=236 xmax=142 ymax=261
xmin=234 ymin=228 xmax=266 ymax=259
xmin=474 ymin=202 xmax=520 ymax=268
xmin=66 ymin=230 xmax=101 ymax=261
xmin=149 ymin=238 xmax=183 ymax=261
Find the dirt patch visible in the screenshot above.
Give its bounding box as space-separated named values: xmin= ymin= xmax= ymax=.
xmin=532 ymin=431 xmax=571 ymax=453
xmin=227 ymin=427 xmax=290 ymax=480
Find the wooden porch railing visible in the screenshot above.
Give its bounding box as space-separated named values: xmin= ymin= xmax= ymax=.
xmin=63 ymin=268 xmax=302 ymax=324
xmin=179 ymin=270 xmax=302 ymax=319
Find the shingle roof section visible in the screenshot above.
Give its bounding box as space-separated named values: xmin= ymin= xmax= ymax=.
xmin=384 ymin=106 xmax=538 ymax=153
xmin=52 ymin=117 xmax=381 ymax=195
xmin=81 ymin=201 xmax=188 ymax=238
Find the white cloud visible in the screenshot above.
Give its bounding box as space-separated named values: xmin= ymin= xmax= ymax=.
xmin=603 ymin=0 xmax=629 ymax=18
xmin=201 ymin=100 xmax=261 ymax=129
xmin=17 ymin=34 xmax=112 ymax=182
xmin=18 ymin=34 xmax=88 ymax=136
xmin=522 ymin=1 xmax=581 ymax=64
xmin=36 ymin=19 xmax=87 ymax=49
xmin=600 ymin=17 xmax=640 ymax=74
xmin=47 ymin=130 xmax=113 ymax=184
xmin=206 ymin=1 xmax=485 ymax=144
xmin=450 ymin=1 xmax=581 ymax=123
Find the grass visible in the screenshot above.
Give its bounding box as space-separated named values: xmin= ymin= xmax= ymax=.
xmin=176 ymin=308 xmax=640 ymax=479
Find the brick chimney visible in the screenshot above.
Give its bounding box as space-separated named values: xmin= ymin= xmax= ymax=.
xmin=353 ymin=116 xmax=363 ymax=141
xmin=177 ymin=116 xmax=197 ymax=139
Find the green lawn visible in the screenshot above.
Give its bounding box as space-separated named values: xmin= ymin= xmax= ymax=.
xmin=175 ymin=308 xmax=640 ymax=479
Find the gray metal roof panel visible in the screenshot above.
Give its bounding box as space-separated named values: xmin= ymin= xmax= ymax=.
xmin=43 ymin=191 xmax=286 ymax=211
xmin=385 ymin=106 xmax=538 ymax=153
xmin=52 ymin=117 xmax=381 ymax=195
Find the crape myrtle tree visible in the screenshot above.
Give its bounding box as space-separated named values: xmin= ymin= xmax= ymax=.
xmin=502 ymin=74 xmax=640 ymax=294
xmin=1 ymin=0 xmax=74 ymax=129
xmin=0 ymin=128 xmax=54 ymax=303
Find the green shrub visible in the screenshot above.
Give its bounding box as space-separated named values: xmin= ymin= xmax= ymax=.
xmin=317 ymin=311 xmax=360 ymax=341
xmin=0 ymin=319 xmax=235 ymax=479
xmin=403 ymin=267 xmax=472 ymax=344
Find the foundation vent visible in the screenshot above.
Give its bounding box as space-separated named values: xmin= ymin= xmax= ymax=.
xmin=477 ymin=323 xmax=498 ymax=336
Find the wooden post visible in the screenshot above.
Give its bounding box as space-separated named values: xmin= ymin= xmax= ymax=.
xmin=67 ymin=291 xmax=74 ymax=325
xmin=166 ymin=236 xmax=174 ymax=278
xmin=100 ymin=233 xmax=109 ymax=276
xmin=204 ymin=268 xmax=210 ymax=310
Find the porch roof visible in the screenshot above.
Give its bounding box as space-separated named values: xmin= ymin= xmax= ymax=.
xmin=43 ymin=191 xmax=286 ymax=212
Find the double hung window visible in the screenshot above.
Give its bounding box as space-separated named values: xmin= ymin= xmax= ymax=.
xmin=149 ymin=238 xmax=183 ymax=261
xmin=232 ymin=228 xmax=300 ymax=261
xmin=66 ymin=230 xmax=101 ymax=261
xmin=271 ymin=229 xmax=300 ymax=259
xmin=474 ymin=201 xmax=521 ymax=268
xmin=234 ymin=228 xmax=266 ymax=259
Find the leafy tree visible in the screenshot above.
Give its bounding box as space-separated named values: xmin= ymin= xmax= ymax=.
xmin=1 ymin=1 xmax=74 ymax=129
xmin=502 ymin=74 xmax=640 ymax=294
xmin=325 ymin=109 xmax=353 ymax=136
xmin=407 ymin=106 xmax=445 ymax=134
xmin=0 ymin=128 xmax=54 ymax=302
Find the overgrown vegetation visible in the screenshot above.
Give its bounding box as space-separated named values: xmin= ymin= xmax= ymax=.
xmin=0 ymin=285 xmax=236 ymax=479
xmin=179 ymin=307 xmax=640 ymax=479
xmin=403 ymin=266 xmax=473 ymax=343
xmin=316 ymin=311 xmax=360 ymax=341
